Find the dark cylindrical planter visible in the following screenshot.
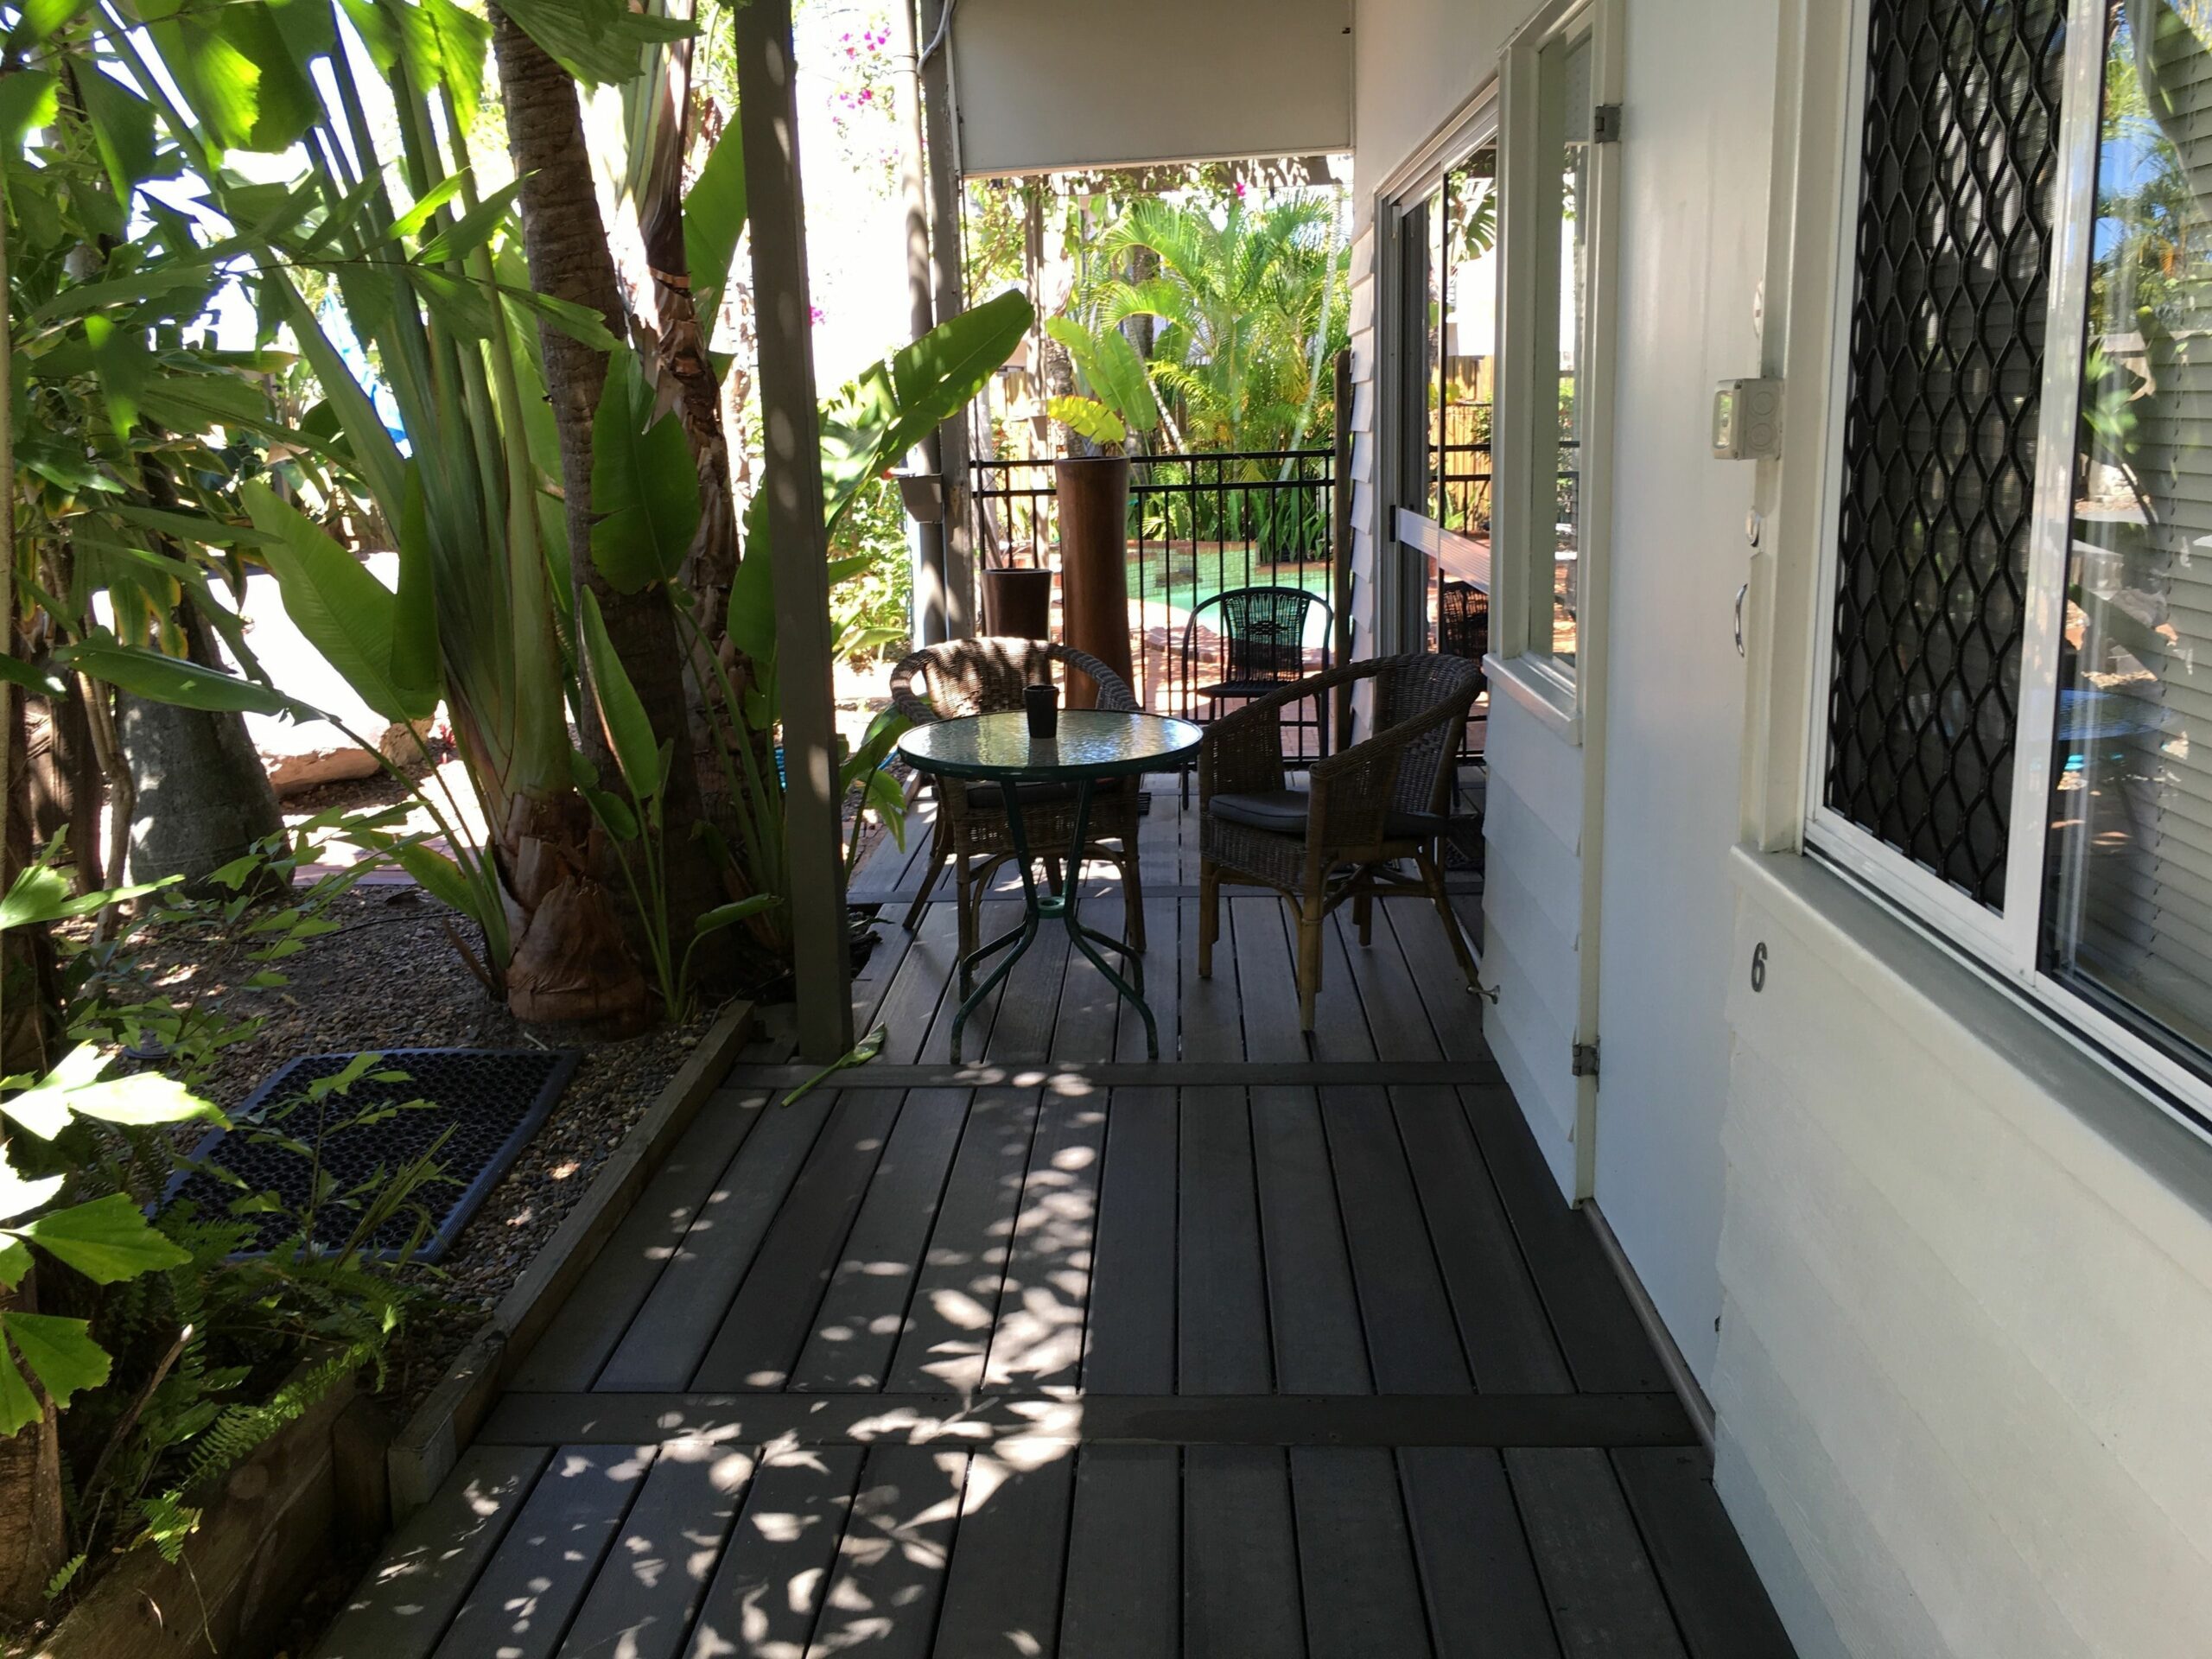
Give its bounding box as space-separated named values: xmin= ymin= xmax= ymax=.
xmin=979 ymin=567 xmax=1054 ymax=639
xmin=1054 ymin=454 xmax=1135 ymax=708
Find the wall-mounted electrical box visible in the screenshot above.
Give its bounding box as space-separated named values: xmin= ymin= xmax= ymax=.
xmin=1712 ymin=378 xmax=1783 ymax=460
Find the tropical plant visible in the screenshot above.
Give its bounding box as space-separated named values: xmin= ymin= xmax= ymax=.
xmin=1086 ymin=192 xmax=1350 ymax=460
xmin=1043 ymin=314 xmax=1160 ymax=454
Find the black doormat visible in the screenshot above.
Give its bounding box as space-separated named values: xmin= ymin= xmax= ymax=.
xmin=162 ymin=1047 xmax=580 ymax=1263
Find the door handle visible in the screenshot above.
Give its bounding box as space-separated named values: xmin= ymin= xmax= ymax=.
xmin=1733 ymin=582 xmax=1748 ymax=658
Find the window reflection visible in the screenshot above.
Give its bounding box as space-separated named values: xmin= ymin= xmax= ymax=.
xmin=2045 ymin=2 xmax=2212 ymax=1054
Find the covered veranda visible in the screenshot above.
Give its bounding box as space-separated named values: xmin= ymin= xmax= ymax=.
xmin=311 ymin=3 xmax=1795 ymax=1654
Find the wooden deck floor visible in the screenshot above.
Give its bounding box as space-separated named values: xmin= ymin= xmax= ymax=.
xmin=316 ymin=785 xmax=1794 ymax=1659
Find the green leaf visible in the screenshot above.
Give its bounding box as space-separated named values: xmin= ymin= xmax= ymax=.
xmin=684 ymin=124 xmax=747 ymax=334
xmin=386 ymin=843 xmax=479 ymax=920
xmin=0 ymin=1352 xmax=40 ymax=1437
xmin=0 ymin=864 xmax=178 ymax=931
xmin=577 ymin=588 xmax=664 ymax=804
xmin=385 ymin=175 xmax=467 ymax=244
xmin=590 ymin=352 xmax=701 ymax=593
xmin=244 ymin=481 xmax=439 ymax=722
xmin=414 ymin=178 xmax=524 ymax=266
xmin=1047 ymin=395 xmax=1126 ymax=448
xmin=73 ymin=66 xmax=162 ymax=200
xmin=84 ymin=314 xmax=154 ymax=439
xmin=61 ymin=639 xmax=309 ymax=718
xmin=582 ymin=786 xmax=639 ymax=841
xmin=0 ymin=1242 xmax=29 ymax=1292
xmin=9 ymin=0 xmax=86 ymax=48
xmin=0 ymin=652 xmax=68 ymax=699
xmin=3 ymin=1313 xmax=111 ymax=1414
xmin=1044 ymin=317 xmax=1157 ymax=434
xmin=3 ymin=1047 xmax=223 ymax=1140
xmin=781 ymin=1023 xmax=887 ymax=1109
xmin=20 ymin=1196 xmax=193 ymax=1284
xmin=694 ymin=895 xmax=780 ymax=937
xmin=0 ymin=1175 xmax=65 ymax=1228
xmin=496 ymin=0 xmax=694 ymax=86
xmin=0 ymin=72 xmax=57 ymax=154
xmin=498 ymin=283 xmax=625 ymax=353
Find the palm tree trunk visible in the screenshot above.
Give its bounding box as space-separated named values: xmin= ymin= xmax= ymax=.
xmin=489 ymin=7 xmax=726 ymax=961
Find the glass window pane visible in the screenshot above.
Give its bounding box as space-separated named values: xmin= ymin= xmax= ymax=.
xmin=2044 ymin=3 xmax=2212 ymax=1058
xmin=1424 ymin=184 xmax=1446 ymax=522
xmin=1439 ymin=145 xmax=1500 ymax=538
xmin=1529 ymin=30 xmax=1592 ymax=674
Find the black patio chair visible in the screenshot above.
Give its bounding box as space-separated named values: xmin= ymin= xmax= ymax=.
xmin=1436 ymin=578 xmax=1491 ymax=764
xmin=1179 ymin=585 xmax=1332 ymax=800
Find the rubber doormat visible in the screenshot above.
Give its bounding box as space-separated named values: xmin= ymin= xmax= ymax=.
xmin=162 ymin=1047 xmax=581 ymax=1262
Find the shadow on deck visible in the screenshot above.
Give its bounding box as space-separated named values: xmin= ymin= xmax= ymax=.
xmin=315 ymin=784 xmax=1793 ymax=1659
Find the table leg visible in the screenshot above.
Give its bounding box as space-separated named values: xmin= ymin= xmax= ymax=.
xmin=950 ymin=780 xmax=1046 ymax=1063
xmin=1059 ymin=781 xmax=1161 ymax=1059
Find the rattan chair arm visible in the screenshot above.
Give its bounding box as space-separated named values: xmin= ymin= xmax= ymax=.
xmin=1304 ymin=697 xmax=1465 ymax=851
xmin=1048 ymin=642 xmax=1139 ymax=711
xmin=887 ymin=650 xmax=944 ymax=726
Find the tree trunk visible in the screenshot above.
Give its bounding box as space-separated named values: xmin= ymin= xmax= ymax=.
xmin=117 ymin=609 xmax=286 ymax=897
xmin=0 ymin=1272 xmax=66 ymax=1621
xmin=490 ymin=7 xmax=727 ymax=963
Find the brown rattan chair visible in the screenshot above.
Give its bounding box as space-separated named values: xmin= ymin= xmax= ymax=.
xmin=1198 ymin=652 xmax=1483 ymax=1032
xmin=890 ymin=638 xmax=1148 ymax=957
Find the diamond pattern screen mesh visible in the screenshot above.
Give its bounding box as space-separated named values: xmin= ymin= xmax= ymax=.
xmin=1823 ymin=0 xmax=2069 ymax=909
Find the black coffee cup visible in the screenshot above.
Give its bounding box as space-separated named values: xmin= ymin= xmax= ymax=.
xmin=1024 ymin=682 xmax=1058 ymax=739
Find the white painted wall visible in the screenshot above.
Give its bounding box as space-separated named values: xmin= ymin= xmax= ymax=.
xmin=950 ymin=0 xmax=1352 ymax=175
xmin=1719 ymin=850 xmax=2212 ymax=1657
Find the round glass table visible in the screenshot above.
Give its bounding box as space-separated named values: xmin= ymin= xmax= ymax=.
xmin=899 ymin=709 xmax=1201 ymax=1060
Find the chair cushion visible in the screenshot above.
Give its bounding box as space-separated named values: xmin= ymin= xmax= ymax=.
xmin=1208 ymin=789 xmax=1449 ymax=842
xmin=962 ymin=779 xmax=1083 ymax=810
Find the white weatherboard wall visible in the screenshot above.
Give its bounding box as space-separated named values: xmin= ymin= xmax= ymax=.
xmin=1718 ymin=850 xmax=2212 ymax=1657
xmin=950 ymin=0 xmax=1351 ymax=175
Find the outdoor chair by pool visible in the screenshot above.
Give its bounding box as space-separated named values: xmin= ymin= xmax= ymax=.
xmin=890 ymin=638 xmax=1148 ymax=957
xmin=1179 ymin=586 xmax=1332 ymax=798
xmin=1198 ymin=652 xmax=1483 ymax=1032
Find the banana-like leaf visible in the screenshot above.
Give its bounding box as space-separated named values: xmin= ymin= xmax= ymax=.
xmin=591 ymin=351 xmax=701 ymax=593
xmin=61 ymin=639 xmax=311 ymax=719
xmin=579 ymin=588 xmax=664 ymax=805
xmin=1045 ymin=316 xmax=1158 ymax=434
xmin=1048 ymin=394 xmax=1127 ymax=448
xmin=684 ymin=124 xmax=747 ymax=339
xmin=497 ymin=0 xmax=694 ymax=86
xmin=245 ymin=481 xmax=439 ymax=722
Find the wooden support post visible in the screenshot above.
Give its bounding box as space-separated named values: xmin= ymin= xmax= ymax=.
xmin=892 ymin=0 xmax=950 ymax=645
xmin=919 ymin=0 xmax=974 ymax=636
xmin=734 ymin=0 xmax=854 ymax=1061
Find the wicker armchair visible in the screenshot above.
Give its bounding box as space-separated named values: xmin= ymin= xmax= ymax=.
xmin=890 ymin=638 xmax=1148 ymax=957
xmin=1198 ymin=652 xmax=1483 ymax=1031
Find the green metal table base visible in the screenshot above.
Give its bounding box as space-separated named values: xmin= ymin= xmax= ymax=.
xmin=951 ymin=778 xmax=1158 ymax=1061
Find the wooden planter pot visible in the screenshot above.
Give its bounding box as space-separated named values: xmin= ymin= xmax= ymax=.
xmin=978 ymin=567 xmax=1053 ymax=640
xmin=1053 ymin=454 xmax=1135 ymax=708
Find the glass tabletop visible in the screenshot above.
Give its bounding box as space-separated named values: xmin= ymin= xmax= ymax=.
xmin=899 ymin=709 xmax=1203 ymax=781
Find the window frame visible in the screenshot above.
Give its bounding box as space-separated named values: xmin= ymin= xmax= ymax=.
xmin=1376 ymin=93 xmax=1502 ymax=657
xmin=1802 ymin=0 xmax=2212 ymax=1133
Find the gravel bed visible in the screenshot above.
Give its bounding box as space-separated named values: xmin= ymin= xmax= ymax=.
xmin=107 ymin=882 xmax=718 ymax=1418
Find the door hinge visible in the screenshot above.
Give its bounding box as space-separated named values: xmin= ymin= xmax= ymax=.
xmin=1572 ymin=1040 xmax=1600 ymax=1079
xmin=1593 ymin=104 xmax=1624 ymax=143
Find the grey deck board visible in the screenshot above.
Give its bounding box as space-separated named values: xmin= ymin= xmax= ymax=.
xmin=806 ymin=1444 xmax=966 ymax=1659
xmin=1250 ymin=1084 xmax=1370 ymax=1395
xmin=1333 ymin=905 xmax=1444 ymax=1060
xmin=918 ymin=894 xmax=1022 ymax=1062
xmin=1177 ymin=1086 xmax=1272 ymax=1393
xmin=337 ymin=855 xmax=1796 ymax=1659
xmin=930 ymin=1450 xmax=1077 ymax=1657
xmin=1230 ymin=895 xmax=1311 ymax=1063
xmin=433 ymin=1443 xmax=652 ymax=1659
xmin=691 ymin=1088 xmax=906 ymax=1391
xmin=1081 ymin=1086 xmax=1179 ymax=1394
xmin=1382 ymin=897 xmax=1490 ymax=1064
xmin=1184 ymin=1446 xmax=1306 ymax=1659
xmin=316 ymin=1445 xmax=550 ymax=1659
xmin=982 ymin=1084 xmax=1109 ymax=1390
xmin=1058 ymin=1446 xmax=1179 ymax=1659
xmin=1392 ymin=1084 xmax=1573 ymax=1393
xmin=1612 ymin=1446 xmax=1798 ymax=1659
xmin=514 ymin=1087 xmax=772 ymax=1391
xmin=1320 ymin=1084 xmax=1473 ymax=1394
xmin=791 ymin=1088 xmax=973 ymax=1392
xmin=1291 ymin=1446 xmax=1433 ymax=1659
xmin=1115 ymin=893 xmax=1182 ymax=1061
xmin=554 ymin=1441 xmax=750 ymax=1659
xmin=1400 ymin=1446 xmax=1560 ymax=1656
xmin=887 ymin=1087 xmax=1044 ymax=1392
xmin=873 ymin=903 xmax=963 ymax=1066
xmin=684 ymin=1446 xmax=863 ymax=1658
xmin=854 ymin=911 xmax=918 ymax=1030
xmin=1511 ymin=1447 xmax=1689 ymax=1658
xmin=596 ymin=1090 xmax=836 ymax=1391
xmin=1460 ymin=1084 xmax=1669 ymax=1393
